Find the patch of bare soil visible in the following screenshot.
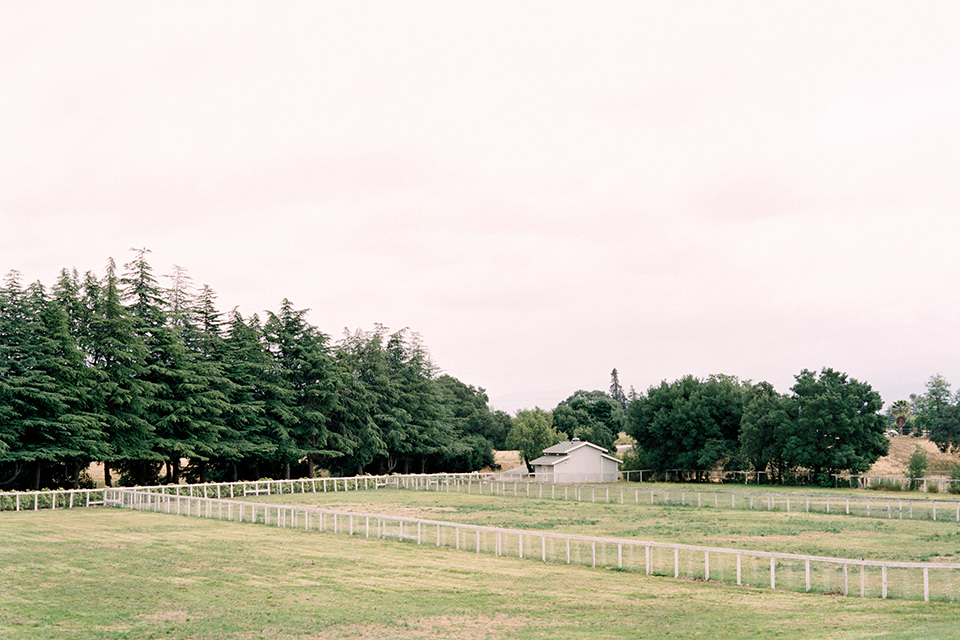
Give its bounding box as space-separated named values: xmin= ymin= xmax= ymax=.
xmin=869 ymin=436 xmax=960 ymax=476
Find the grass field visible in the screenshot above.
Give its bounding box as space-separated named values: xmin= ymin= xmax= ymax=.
xmin=3 ymin=507 xmax=960 ymax=640
xmin=246 ymin=486 xmax=960 ymax=563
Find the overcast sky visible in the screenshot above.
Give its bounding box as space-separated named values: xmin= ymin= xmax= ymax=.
xmin=3 ymin=1 xmax=960 ymax=413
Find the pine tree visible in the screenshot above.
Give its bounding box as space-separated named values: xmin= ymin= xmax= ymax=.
xmin=263 ymin=300 xmax=338 ymax=479
xmin=0 ymin=276 xmax=107 ymax=488
xmin=85 ymin=258 xmax=153 ymax=486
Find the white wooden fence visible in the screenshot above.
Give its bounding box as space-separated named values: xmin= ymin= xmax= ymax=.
xmin=110 ymin=488 xmax=960 ymax=602
xmin=409 ymin=477 xmax=960 ymax=523
xmin=0 ymin=474 xmax=484 ymax=512
xmin=0 ymin=487 xmax=110 ymax=511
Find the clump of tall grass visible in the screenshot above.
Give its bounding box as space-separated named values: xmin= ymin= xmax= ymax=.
xmin=948 ymin=465 xmax=960 ymax=495
xmin=868 ymin=478 xmax=904 ymax=492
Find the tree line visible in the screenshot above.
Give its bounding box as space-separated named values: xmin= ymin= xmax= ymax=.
xmin=0 ymin=250 xmax=511 ymax=490
xmin=504 ymin=368 xmax=891 ymax=486
xmin=889 ymin=374 xmax=960 ymax=455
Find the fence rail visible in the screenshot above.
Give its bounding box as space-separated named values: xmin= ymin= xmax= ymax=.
xmin=404 ymin=477 xmax=960 ymax=524
xmin=0 ymin=488 xmax=111 ymax=512
xmin=0 ymin=474 xmax=488 ymax=512
xmin=112 ymin=488 xmax=960 ymax=602
xmin=8 ymin=473 xmax=960 ymax=525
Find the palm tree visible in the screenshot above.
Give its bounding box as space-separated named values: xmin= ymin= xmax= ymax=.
xmin=891 ymin=400 xmax=912 ymax=435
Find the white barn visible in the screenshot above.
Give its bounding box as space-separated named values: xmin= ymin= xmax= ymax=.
xmin=529 ymin=437 xmax=621 ymax=483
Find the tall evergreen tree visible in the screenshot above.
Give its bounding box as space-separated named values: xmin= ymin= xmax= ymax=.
xmin=263 ymin=300 xmax=339 ymax=479
xmin=85 ymin=258 xmax=154 ymax=486
xmin=0 ymin=276 xmax=107 ymax=488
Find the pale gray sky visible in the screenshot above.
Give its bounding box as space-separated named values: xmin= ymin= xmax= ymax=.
xmin=3 ymin=1 xmax=960 ymax=413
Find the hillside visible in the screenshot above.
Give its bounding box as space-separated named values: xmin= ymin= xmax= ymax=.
xmin=869 ymin=436 xmax=960 ymax=477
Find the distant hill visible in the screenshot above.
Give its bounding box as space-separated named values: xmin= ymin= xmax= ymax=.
xmin=869 ymin=436 xmax=960 ymax=477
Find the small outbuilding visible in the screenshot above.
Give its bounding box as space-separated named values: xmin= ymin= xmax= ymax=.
xmin=529 ymin=437 xmax=621 ymax=483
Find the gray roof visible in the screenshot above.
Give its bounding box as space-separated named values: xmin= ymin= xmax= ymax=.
xmin=531 ymin=439 xmax=622 ymax=467
xmin=542 ymin=438 xmax=607 ymax=455
xmin=528 ymin=453 xmax=565 ymax=466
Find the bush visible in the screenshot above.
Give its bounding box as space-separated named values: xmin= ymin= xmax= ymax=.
xmin=869 ymin=478 xmax=903 ymax=491
xmin=948 ymin=465 xmax=960 ymax=494
xmin=907 ymin=445 xmax=928 ymax=490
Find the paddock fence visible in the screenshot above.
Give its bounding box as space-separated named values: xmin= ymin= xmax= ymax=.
xmin=403 ymin=477 xmax=960 ymax=524
xmin=7 ymin=473 xmax=960 ymax=525
xmin=0 ymin=473 xmax=488 ymax=513
xmin=109 ymin=488 xmax=960 ymax=603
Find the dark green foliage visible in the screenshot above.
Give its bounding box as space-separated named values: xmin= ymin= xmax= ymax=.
xmin=739 ymin=381 xmax=793 ymax=482
xmin=436 ymin=375 xmax=507 ymax=450
xmin=0 ymin=274 xmax=108 ymax=489
xmin=627 ymin=374 xmax=745 ymax=478
xmin=505 ymin=408 xmax=560 ymax=472
xmin=783 ymin=368 xmax=887 ymax=482
xmin=552 ymin=390 xmax=621 ymax=453
xmin=0 ymin=253 xmax=499 ymax=487
xmin=907 ymin=445 xmax=928 ymax=490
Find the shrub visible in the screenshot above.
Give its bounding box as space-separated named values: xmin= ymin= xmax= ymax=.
xmin=869 ymin=478 xmax=903 ymax=491
xmin=948 ymin=465 xmax=960 ymax=494
xmin=907 ymin=445 xmax=928 ymax=490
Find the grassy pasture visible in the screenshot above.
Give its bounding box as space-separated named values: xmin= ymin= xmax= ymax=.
xmin=248 ymin=487 xmax=960 ymax=563
xmin=2 ymin=508 xmax=960 ymax=640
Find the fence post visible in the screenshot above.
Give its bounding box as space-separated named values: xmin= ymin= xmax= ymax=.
xmin=843 ymin=564 xmax=848 ymax=596
xmin=805 ymin=560 xmax=810 ymax=592
xmin=736 ymin=553 xmax=741 ymax=585
xmin=771 ymin=556 xmax=776 ymax=589
xmin=567 ymin=539 xmax=571 ymax=565
xmin=704 ymin=551 xmax=709 ymax=580
xmin=593 ymin=541 xmax=597 ymax=568
xmin=924 ymin=567 xmax=930 ymax=601
xmin=882 ymin=566 xmax=887 ymax=599
xmin=673 ymin=548 xmax=678 ymax=578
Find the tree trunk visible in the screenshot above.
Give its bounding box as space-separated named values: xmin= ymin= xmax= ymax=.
xmin=284 ymin=462 xmax=291 ymax=480
xmin=306 ymin=454 xmax=315 ymax=479
xmin=230 ymin=463 xmax=238 ymax=483
xmin=198 ymin=460 xmax=207 ymax=484
xmin=104 ymin=463 xmax=112 ymax=488
xmin=171 ymin=458 xmax=180 ymax=484
xmin=33 ymin=461 xmax=42 ymax=491
xmin=71 ymin=462 xmax=80 ymax=489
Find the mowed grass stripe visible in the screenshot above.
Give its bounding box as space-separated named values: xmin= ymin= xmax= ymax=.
xmin=2 ymin=509 xmax=960 ymax=640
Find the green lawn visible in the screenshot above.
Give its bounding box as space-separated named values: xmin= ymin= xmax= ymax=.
xmin=2 ymin=508 xmax=960 ymax=640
